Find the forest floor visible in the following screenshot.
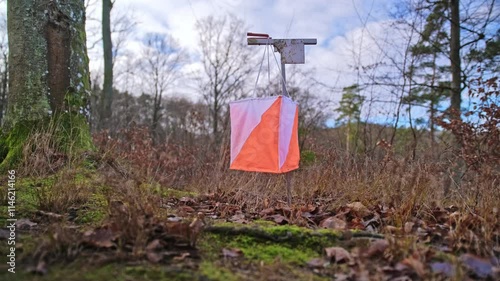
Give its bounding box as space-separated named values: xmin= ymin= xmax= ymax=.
xmin=0 ymin=163 xmax=498 ymax=281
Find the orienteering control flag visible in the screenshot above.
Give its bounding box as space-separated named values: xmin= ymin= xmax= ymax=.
xmin=229 ymin=95 xmax=300 ymax=173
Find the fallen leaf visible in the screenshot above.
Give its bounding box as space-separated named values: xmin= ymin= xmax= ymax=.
xmin=36 ymin=210 xmax=64 ymax=220
xmin=146 ymin=251 xmax=163 ymax=263
xmin=229 ymin=212 xmax=247 ymax=223
xmin=307 ymin=258 xmax=328 ymax=268
xmin=29 ymin=260 xmax=48 ymax=275
xmin=178 ymin=205 xmax=195 ymax=213
xmin=259 ymin=207 xmax=275 ymax=216
xmin=346 ymin=202 xmax=371 ymax=217
xmin=173 ymin=252 xmax=190 ymax=261
xmin=401 ymin=257 xmax=425 ymax=277
xmin=146 ymin=239 xmax=162 ymax=251
xmin=268 ymin=214 xmax=288 ymax=225
xmin=16 ymin=218 xmax=37 ymax=230
xmin=404 ymin=222 xmax=415 ymax=234
xmin=83 ymin=227 xmax=117 ymax=248
xmin=167 ymin=216 xmax=183 ymax=222
xmin=0 ymin=229 xmax=10 ymax=240
xmin=460 ymin=253 xmax=493 ymax=278
xmin=179 ymin=197 xmax=196 ymax=205
xmin=430 ymin=262 xmax=455 ymax=277
xmin=364 ymin=239 xmax=389 ymax=258
xmin=222 ymin=248 xmax=243 ymax=258
xmin=189 ymin=212 xmax=206 ymax=247
xmin=384 ymin=225 xmax=401 ymax=234
xmin=319 ymin=217 xmax=346 ymax=230
xmin=325 ymin=247 xmax=352 ymax=263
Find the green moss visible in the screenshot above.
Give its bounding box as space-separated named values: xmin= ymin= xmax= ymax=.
xmin=76 ymin=192 xmax=107 ymax=224
xmin=199 ymin=222 xmax=343 ymax=266
xmin=0 ymin=121 xmax=38 ymax=170
xmin=199 ymin=261 xmax=239 ymax=281
xmin=0 ymin=261 xmax=199 ymax=281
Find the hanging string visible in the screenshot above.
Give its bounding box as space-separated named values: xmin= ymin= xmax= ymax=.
xmin=271 ymin=45 xmax=289 ymax=96
xmin=267 ymin=38 xmax=271 ymax=95
xmin=251 ymin=43 xmax=268 ymax=97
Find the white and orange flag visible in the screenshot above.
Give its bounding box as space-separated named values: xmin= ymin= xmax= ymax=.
xmin=229 ymin=95 xmax=300 ymax=173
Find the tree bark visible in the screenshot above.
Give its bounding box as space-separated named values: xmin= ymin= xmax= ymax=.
xmin=449 ymin=0 xmax=461 ymax=115
xmin=100 ymin=0 xmax=113 ymax=130
xmin=1 ymin=0 xmax=92 ymax=169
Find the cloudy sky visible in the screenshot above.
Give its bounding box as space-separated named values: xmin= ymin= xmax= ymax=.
xmin=0 ymin=0 xmax=420 ymax=124
xmin=86 ymin=0 xmax=402 ymax=112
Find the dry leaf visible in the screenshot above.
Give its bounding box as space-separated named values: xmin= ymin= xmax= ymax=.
xmin=403 ymin=222 xmax=415 ymax=234
xmin=401 ymin=257 xmax=425 ymax=277
xmin=16 ymin=218 xmax=37 ymax=230
xmin=146 ymin=251 xmax=163 ymax=263
xmin=259 ymin=207 xmax=275 ymax=216
xmin=222 ymin=248 xmax=243 ymax=258
xmin=430 ymin=262 xmax=455 ymax=277
xmin=229 ymin=212 xmax=248 ymax=224
xmin=179 ymin=197 xmax=196 ymax=205
xmin=364 ymin=239 xmax=389 ymax=258
xmin=146 ymin=239 xmax=162 ymax=251
xmin=269 ymin=214 xmax=288 ymax=225
xmin=307 ymin=258 xmax=328 ymax=268
xmin=325 ymin=247 xmax=352 ymax=263
xmin=36 ymin=210 xmax=64 ymax=220
xmin=83 ymin=227 xmax=117 ymax=248
xmin=319 ymin=217 xmax=346 ymax=230
xmin=173 ymin=252 xmax=190 ymax=261
xmin=189 ymin=212 xmax=206 ymax=247
xmin=346 ymin=202 xmax=371 ymax=217
xmin=460 ymin=253 xmax=493 ymax=278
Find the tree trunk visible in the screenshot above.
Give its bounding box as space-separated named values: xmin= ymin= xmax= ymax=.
xmin=449 ymin=0 xmax=461 ymax=115
xmin=1 ymin=0 xmax=92 ymax=169
xmin=100 ymin=0 xmax=113 ymax=130
xmin=0 ymin=52 xmax=7 ymax=125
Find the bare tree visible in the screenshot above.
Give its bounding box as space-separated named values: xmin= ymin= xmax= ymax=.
xmin=139 ymin=33 xmax=187 ymax=143
xmin=196 ymin=15 xmax=255 ymax=142
xmin=100 ymin=0 xmax=113 ymax=130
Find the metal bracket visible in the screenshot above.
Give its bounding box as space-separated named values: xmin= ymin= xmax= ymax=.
xmin=247 ymin=38 xmax=317 ymax=64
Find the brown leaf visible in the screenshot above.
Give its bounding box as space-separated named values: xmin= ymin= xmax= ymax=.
xmin=269 ymin=214 xmax=288 ymax=225
xmin=173 ymin=252 xmax=190 ymax=261
xmin=401 ymin=257 xmax=425 ymax=277
xmin=36 ymin=210 xmax=64 ymax=220
xmin=259 ymin=207 xmax=275 ymax=216
xmin=178 ymin=205 xmax=195 ymax=213
xmin=179 ymin=197 xmax=196 ymax=205
xmin=460 ymin=253 xmax=493 ymax=278
xmin=0 ymin=229 xmax=9 ymax=240
xmin=364 ymin=239 xmax=389 ymax=258
xmin=346 ymin=202 xmax=371 ymax=217
xmin=325 ymin=247 xmax=352 ymax=263
xmin=83 ymin=227 xmax=117 ymax=248
xmin=189 ymin=212 xmax=206 ymax=246
xmin=146 ymin=251 xmax=163 ymax=263
xmin=222 ymin=248 xmax=243 ymax=258
xmin=146 ymin=239 xmax=162 ymax=251
xmin=28 ymin=260 xmax=48 ymax=275
xmin=16 ymin=218 xmax=37 ymax=230
xmin=430 ymin=262 xmax=455 ymax=277
xmin=307 ymin=258 xmax=328 ymax=268
xmin=319 ymin=217 xmax=346 ymax=230
xmin=229 ymin=212 xmax=248 ymax=224
xmin=403 ymin=222 xmax=415 ymax=234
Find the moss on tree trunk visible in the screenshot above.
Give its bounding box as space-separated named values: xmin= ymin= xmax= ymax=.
xmin=0 ymin=0 xmax=92 ymax=170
